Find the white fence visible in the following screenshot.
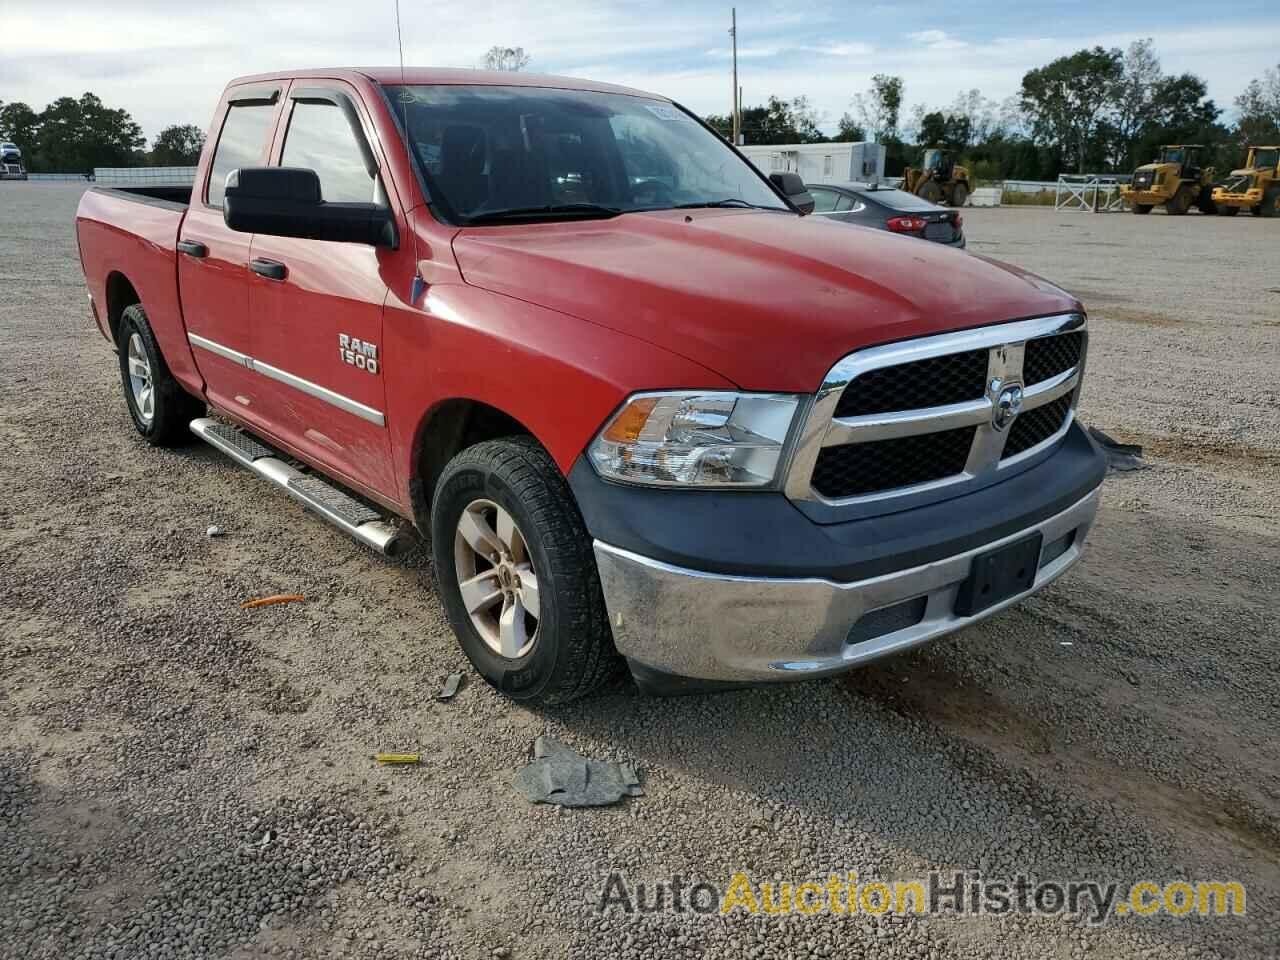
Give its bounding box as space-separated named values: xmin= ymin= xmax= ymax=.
xmin=1054 ymin=174 xmax=1131 ymax=213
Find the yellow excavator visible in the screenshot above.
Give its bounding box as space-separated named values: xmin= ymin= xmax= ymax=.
xmin=1120 ymin=145 xmax=1217 ymax=215
xmin=1212 ymin=145 xmax=1280 ymax=217
xmin=901 ymin=148 xmax=971 ymax=207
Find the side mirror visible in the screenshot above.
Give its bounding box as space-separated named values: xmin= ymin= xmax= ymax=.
xmin=770 ymin=171 xmax=815 ymax=215
xmin=223 ymin=167 xmax=397 ymax=247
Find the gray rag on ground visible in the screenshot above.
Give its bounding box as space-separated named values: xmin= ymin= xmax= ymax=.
xmin=513 ymin=736 xmax=643 ymax=807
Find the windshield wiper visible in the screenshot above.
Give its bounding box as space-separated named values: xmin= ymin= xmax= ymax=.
xmin=674 ymin=198 xmax=761 ymax=209
xmin=464 ymin=203 xmax=622 ymax=224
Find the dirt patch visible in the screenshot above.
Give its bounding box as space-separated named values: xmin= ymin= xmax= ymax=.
xmin=1088 ymin=304 xmax=1186 ymax=327
xmin=841 ymin=661 xmax=1280 ymax=866
xmin=1102 ymin=428 xmax=1280 ymax=471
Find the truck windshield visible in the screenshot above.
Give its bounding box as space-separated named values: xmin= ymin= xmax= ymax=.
xmin=1255 ymin=149 xmax=1279 ymax=170
xmin=383 ymin=84 xmax=790 ymax=224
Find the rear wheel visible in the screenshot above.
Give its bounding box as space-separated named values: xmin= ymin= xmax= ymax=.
xmin=1132 ymin=204 xmax=1153 ymax=215
xmin=950 ymin=183 xmax=969 ymax=208
xmin=116 ymin=304 xmax=204 ymax=447
xmin=1217 ymin=205 xmax=1240 ymax=217
xmin=1165 ymin=185 xmax=1193 ymax=216
xmin=1261 ymin=187 xmax=1280 ymax=218
xmin=431 ymin=437 xmax=621 ymax=705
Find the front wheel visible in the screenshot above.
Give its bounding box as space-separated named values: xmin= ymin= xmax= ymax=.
xmin=1261 ymin=187 xmax=1280 ymax=218
xmin=117 ymin=304 xmax=204 ymax=446
xmin=431 ymin=437 xmax=621 ymax=704
xmin=950 ymin=183 xmax=969 ymax=208
xmin=1165 ymin=186 xmax=1192 ymax=215
xmin=918 ymin=180 xmax=943 ymax=204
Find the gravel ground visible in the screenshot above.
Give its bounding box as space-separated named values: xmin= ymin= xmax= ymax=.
xmin=2 ymin=183 xmax=1277 ymax=959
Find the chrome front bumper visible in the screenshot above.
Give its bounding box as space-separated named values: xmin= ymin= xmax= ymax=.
xmin=593 ymin=485 xmax=1101 ymax=683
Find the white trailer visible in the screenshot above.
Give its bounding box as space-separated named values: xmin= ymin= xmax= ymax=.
xmin=739 ymin=141 xmax=886 ymax=186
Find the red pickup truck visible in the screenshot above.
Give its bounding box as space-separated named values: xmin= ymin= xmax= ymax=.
xmin=76 ymin=68 xmax=1105 ymax=702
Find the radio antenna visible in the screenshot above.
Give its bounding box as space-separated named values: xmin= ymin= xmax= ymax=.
xmin=395 ymin=0 xmax=426 ymax=305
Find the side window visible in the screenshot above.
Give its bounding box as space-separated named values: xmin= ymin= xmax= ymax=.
xmin=207 ymin=103 xmax=276 ymax=208
xmin=281 ymin=100 xmax=379 ymax=204
xmin=835 ymin=196 xmax=859 ymax=212
xmin=809 ymin=188 xmax=840 ymax=213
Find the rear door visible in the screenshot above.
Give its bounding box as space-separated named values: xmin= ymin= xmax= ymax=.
xmin=246 ymin=83 xmax=396 ymax=497
xmin=178 ymin=84 xmax=285 ymax=416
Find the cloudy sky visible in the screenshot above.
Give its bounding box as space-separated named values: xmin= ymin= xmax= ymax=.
xmin=4 ymin=0 xmax=1278 ymax=142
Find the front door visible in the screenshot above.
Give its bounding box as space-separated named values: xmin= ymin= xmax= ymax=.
xmin=246 ymin=84 xmax=396 ymax=498
xmin=179 ymin=85 xmax=285 ymax=419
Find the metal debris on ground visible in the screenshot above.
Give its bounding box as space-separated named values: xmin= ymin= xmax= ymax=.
xmin=1088 ymin=427 xmax=1147 ymax=472
xmin=240 ymin=594 xmax=306 ymax=609
xmin=206 ymin=524 xmax=225 ymax=537
xmin=437 ymin=673 xmax=463 ymax=701
xmin=513 ymin=735 xmax=643 ymax=807
xmin=375 ymin=753 xmax=421 ymax=765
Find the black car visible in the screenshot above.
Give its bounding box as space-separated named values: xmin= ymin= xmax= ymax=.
xmin=808 ymin=182 xmax=966 ymax=248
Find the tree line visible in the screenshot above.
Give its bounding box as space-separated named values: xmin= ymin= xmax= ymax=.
xmin=3 ymin=41 xmax=1278 ymax=178
xmin=0 ymin=93 xmax=204 ymax=173
xmin=707 ymin=42 xmax=1280 ymax=181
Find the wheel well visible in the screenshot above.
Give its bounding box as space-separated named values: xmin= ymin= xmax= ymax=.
xmin=105 ymin=272 xmax=140 ymax=346
xmin=410 ymin=400 xmax=534 ymax=528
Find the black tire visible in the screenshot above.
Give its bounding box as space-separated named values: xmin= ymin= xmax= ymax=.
xmin=1132 ymin=204 xmax=1152 ymax=215
xmin=1261 ymin=187 xmax=1280 ymax=219
xmin=1196 ymin=186 xmax=1216 ymax=215
xmin=918 ymin=180 xmax=943 ymax=204
xmin=1165 ymin=186 xmax=1192 ymax=216
xmin=116 ymin=304 xmax=204 ymax=447
xmin=1218 ymin=205 xmax=1240 ymax=217
xmin=950 ymin=183 xmax=969 ymax=208
xmin=431 ymin=437 xmax=621 ymax=705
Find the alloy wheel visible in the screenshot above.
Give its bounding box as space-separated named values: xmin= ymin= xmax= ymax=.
xmin=126 ymin=333 xmax=154 ymax=424
xmin=453 ymin=498 xmax=540 ymax=659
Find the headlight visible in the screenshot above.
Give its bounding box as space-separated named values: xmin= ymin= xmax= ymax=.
xmin=588 ymin=392 xmax=801 ymax=488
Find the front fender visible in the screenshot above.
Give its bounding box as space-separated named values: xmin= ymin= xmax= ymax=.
xmin=382 ymin=281 xmax=737 ymax=508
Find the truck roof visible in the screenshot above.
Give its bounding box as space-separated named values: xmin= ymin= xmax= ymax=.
xmin=226 ymin=67 xmax=665 ymax=102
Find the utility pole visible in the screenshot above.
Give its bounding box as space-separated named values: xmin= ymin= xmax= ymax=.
xmin=730 ymin=8 xmax=739 ymax=145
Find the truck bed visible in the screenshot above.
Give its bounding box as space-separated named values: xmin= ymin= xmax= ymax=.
xmin=89 ymin=184 xmax=191 ymax=209
xmin=76 ymin=183 xmax=203 ymax=394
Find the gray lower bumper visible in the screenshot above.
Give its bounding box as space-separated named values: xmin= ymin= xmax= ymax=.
xmin=593 ymin=485 xmax=1101 ymax=683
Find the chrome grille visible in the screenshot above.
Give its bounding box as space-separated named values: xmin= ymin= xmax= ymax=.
xmin=1004 ymin=393 xmax=1073 ymax=458
xmin=786 ymin=314 xmax=1087 ymax=510
xmin=812 ymin=425 xmax=976 ymax=498
xmin=833 ymin=349 xmax=987 ymax=417
xmin=1024 ymin=332 xmax=1083 ymax=385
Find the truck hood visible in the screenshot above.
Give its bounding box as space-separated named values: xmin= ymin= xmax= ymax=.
xmin=451 ymin=209 xmax=1080 ymax=391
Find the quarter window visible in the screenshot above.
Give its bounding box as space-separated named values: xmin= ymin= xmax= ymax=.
xmin=282 ymin=101 xmax=380 ymax=204
xmin=207 ymin=103 xmax=276 ymax=208
xmin=809 ymin=188 xmax=840 ymax=213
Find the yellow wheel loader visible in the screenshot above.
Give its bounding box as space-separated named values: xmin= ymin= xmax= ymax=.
xmin=1120 ymin=145 xmax=1217 ymax=216
xmin=1212 ymin=146 xmax=1280 ymax=218
xmin=901 ymin=148 xmax=971 ymax=207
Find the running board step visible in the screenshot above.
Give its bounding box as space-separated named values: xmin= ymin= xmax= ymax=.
xmin=190 ymin=418 xmax=407 ymax=558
